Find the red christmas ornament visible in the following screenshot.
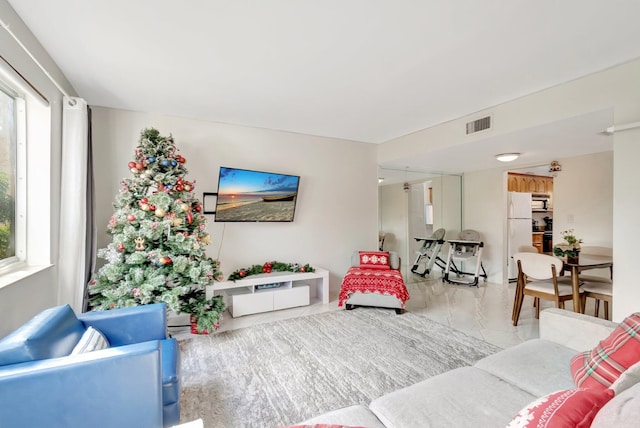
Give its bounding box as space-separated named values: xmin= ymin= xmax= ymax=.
xmin=140 ymin=197 xmax=148 ymax=204
xmin=128 ymin=161 xmax=136 ymax=168
xmin=239 ymin=270 xmax=246 ymax=278
xmin=300 ymin=266 xmax=306 ymax=272
xmin=149 ymin=204 xmax=156 ymax=211
xmin=187 ymin=212 xmax=193 ymax=224
xmin=127 ymin=214 xmax=136 ymax=222
xmin=178 ymin=156 xmax=186 ymax=163
xmin=195 ymin=205 xmax=202 ymax=212
xmin=135 ymin=163 xmax=144 ymax=170
xmin=117 ymin=243 xmax=124 ymax=251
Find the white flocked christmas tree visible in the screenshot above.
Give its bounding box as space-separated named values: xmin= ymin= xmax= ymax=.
xmin=89 ymin=128 xmax=225 ymax=333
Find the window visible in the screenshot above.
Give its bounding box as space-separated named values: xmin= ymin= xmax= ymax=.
xmin=0 ymin=87 xmax=16 ymax=263
xmin=0 ymin=80 xmax=25 ymax=268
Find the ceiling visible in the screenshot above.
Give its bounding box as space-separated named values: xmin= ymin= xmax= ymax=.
xmin=6 ymin=1 xmax=639 ymax=175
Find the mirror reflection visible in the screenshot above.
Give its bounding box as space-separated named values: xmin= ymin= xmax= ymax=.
xmin=378 ymin=167 xmax=462 ymax=283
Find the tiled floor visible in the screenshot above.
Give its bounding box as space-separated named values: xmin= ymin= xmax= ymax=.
xmin=171 ymin=274 xmax=604 ymax=349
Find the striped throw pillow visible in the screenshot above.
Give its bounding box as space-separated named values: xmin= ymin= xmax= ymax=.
xmin=571 ymin=312 xmax=640 ymax=389
xmin=71 ymin=326 xmax=110 ymax=355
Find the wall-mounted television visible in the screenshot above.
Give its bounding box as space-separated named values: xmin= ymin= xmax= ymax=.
xmin=214 ymin=166 xmax=300 ymax=222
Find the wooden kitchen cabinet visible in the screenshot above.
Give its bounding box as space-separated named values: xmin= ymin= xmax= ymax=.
xmin=532 ymin=233 xmax=543 ymax=253
xmin=508 ymin=173 xmax=553 ymax=194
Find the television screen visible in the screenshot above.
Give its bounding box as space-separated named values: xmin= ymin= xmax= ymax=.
xmin=214 ymin=167 xmax=300 ymax=222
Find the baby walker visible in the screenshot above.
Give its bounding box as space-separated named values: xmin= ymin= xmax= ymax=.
xmin=410 ymin=228 xmax=455 ymax=277
xmin=443 ymin=230 xmax=488 ymax=287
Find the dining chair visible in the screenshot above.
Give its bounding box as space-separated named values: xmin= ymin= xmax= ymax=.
xmin=512 ymin=252 xmax=580 ymax=326
xmin=512 ymin=245 xmax=545 ymax=317
xmin=580 ymin=282 xmax=613 ymax=320
xmin=576 ymin=246 xmax=613 ymax=320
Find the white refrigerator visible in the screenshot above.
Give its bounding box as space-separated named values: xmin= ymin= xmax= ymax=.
xmin=508 ymin=192 xmax=532 ymax=280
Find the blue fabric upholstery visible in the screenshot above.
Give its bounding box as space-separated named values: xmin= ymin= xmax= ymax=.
xmin=0 ymin=304 xmax=85 ymax=366
xmin=162 ymin=338 xmax=180 ymax=404
xmin=0 ymin=303 xmax=179 ymax=427
xmin=0 ymin=341 xmax=163 ymax=428
xmin=78 ymin=303 xmax=168 ymax=346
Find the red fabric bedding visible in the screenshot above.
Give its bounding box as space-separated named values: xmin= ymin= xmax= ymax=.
xmin=338 ymin=267 xmax=409 ymax=307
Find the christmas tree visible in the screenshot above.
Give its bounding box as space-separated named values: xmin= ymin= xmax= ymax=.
xmin=88 ymin=128 xmax=225 ymax=333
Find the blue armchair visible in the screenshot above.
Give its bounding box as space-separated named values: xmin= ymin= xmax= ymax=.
xmin=0 ymin=303 xmax=180 ymax=428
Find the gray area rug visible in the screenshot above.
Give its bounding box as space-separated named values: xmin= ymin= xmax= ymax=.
xmin=179 ymin=308 xmax=501 ymax=428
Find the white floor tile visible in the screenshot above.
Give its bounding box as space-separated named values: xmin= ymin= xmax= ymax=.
xmin=173 ymin=272 xmax=605 ymax=348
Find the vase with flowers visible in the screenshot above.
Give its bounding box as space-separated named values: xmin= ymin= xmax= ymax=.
xmin=553 ymin=229 xmax=583 ymax=264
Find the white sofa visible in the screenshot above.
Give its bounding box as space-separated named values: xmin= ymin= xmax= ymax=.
xmin=301 ymin=308 xmax=639 ymax=427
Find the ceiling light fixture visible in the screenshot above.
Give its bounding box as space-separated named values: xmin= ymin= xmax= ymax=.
xmin=495 ymin=153 xmax=520 ymax=162
xmin=378 ymin=177 xmax=385 ymax=183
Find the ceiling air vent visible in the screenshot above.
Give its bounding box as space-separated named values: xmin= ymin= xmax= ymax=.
xmin=466 ymin=116 xmax=491 ymax=135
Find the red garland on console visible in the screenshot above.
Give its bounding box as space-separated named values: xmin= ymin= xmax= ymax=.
xmin=228 ymin=261 xmax=315 ymax=282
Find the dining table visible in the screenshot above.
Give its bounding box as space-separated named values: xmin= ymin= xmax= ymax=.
xmin=563 ymin=254 xmax=613 ymax=313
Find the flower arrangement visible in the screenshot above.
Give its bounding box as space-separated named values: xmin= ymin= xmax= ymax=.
xmin=553 ymin=229 xmax=583 ymax=258
xmin=228 ymin=261 xmax=315 ymax=281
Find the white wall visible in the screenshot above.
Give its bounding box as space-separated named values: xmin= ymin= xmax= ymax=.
xmin=613 ymin=128 xmax=640 ymax=318
xmin=0 ymin=1 xmax=74 ymax=337
xmin=378 ymin=183 xmax=408 ymax=271
xmin=408 ymin=182 xmax=429 ymax=260
xmin=553 ymin=152 xmax=613 ymax=247
xmin=433 ymin=175 xmax=462 ymax=240
xmin=91 ymin=107 xmax=379 ymax=294
xmin=462 ymin=168 xmax=504 ymax=283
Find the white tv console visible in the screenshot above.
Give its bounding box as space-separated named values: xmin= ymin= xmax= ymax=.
xmin=207 ymin=267 xmax=329 ymax=318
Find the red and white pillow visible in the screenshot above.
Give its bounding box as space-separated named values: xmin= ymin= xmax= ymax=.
xmin=359 ymin=251 xmax=390 ymax=270
xmin=570 ymin=313 xmax=640 ymax=389
xmin=507 ymin=388 xmax=615 ymax=428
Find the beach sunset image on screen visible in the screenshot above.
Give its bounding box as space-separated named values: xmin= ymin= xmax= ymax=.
xmin=214 ymin=167 xmax=300 ymax=222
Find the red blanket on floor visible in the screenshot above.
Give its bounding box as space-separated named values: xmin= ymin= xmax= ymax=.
xmin=338 ymin=267 xmax=410 ymax=307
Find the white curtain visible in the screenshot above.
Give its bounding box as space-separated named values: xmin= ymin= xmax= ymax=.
xmin=58 ymin=96 xmax=94 ymax=312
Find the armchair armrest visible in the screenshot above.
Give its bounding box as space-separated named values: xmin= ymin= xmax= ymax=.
xmin=78 ymin=303 xmax=168 ymax=346
xmin=539 ymin=308 xmax=616 ymax=351
xmin=0 ymin=341 xmax=163 ymax=428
